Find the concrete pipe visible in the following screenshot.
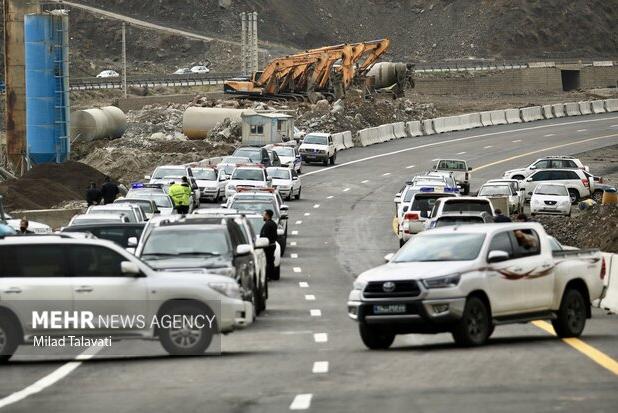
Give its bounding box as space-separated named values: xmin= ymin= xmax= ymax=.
xmin=366 ymin=62 xmax=409 ymax=89
xmin=71 ymin=107 xmax=127 ymax=141
xmin=183 ymin=107 xmax=251 ymax=140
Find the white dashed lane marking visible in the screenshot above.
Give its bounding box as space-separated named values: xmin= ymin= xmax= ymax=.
xmin=577 ymin=129 xmax=587 ymax=132
xmin=361 ymin=180 xmax=369 ymax=183
xmin=293 ymin=267 xmax=302 ymax=273
xmin=457 ymin=151 xmax=466 ymax=155
xmin=290 ymin=394 xmax=313 ymax=410
xmin=304 ymin=212 xmax=311 ymax=216
xmin=313 ymin=204 xmax=320 ymax=208
xmin=295 ymin=220 xmax=302 ymax=225
xmin=343 ymin=188 xmax=350 ymax=192
xmin=314 ymin=333 xmax=328 ymax=343
xmin=483 ymin=145 xmax=493 ymax=149
xmin=290 ymin=241 xmax=297 ymax=246
xmin=544 ymin=134 xmax=555 ymax=137
xmin=310 ymin=309 xmax=322 ymax=317
xmin=291 ymin=253 xmax=298 ymax=259
xmin=291 ymin=230 xmax=299 ymax=235
xmin=326 ymin=196 xmax=334 ymax=199
xmin=305 ymin=295 xmax=316 ymax=301
xmin=312 ymin=361 xmax=329 ymax=374
xmin=299 ymin=282 xmax=309 ymax=288
xmin=406 ymin=165 xmax=415 ymax=169
xmin=512 ymin=139 xmax=522 ymax=142
xmin=382 ymin=172 xmax=391 ymax=176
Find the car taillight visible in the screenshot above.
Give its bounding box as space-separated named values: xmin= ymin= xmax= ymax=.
xmin=600 ymin=257 xmax=606 ymax=280
xmin=581 ymin=178 xmax=589 ymax=188
xmin=404 ymin=212 xmax=420 ymax=221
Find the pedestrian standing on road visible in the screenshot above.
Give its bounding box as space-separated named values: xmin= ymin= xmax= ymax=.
xmin=494 ymin=209 xmax=512 ymax=223
xmin=101 ymin=176 xmax=120 ymax=205
xmin=168 ymin=177 xmax=191 ymax=215
xmin=17 ymin=218 xmax=33 ymax=235
xmin=260 ymin=209 xmax=279 ymax=280
xmin=86 ymin=182 xmax=102 ymax=206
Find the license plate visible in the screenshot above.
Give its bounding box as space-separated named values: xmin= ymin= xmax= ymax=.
xmin=373 ymin=304 xmax=406 ymax=314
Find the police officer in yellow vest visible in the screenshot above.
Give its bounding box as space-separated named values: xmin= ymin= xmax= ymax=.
xmin=168 ymin=177 xmax=192 ymax=214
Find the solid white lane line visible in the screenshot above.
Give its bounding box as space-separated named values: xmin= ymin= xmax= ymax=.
xmin=0 ymin=346 xmax=102 ymax=409
xmin=305 ymin=294 xmax=316 ymax=301
xmin=295 ymin=220 xmax=302 ymax=225
xmin=304 ymin=212 xmax=311 ymax=216
xmin=290 ymin=241 xmax=297 ymax=246
xmin=313 ymin=204 xmax=320 ymax=208
xmin=291 ymin=230 xmax=299 ymax=235
xmin=290 ymin=394 xmax=313 ymax=410
xmin=544 ymin=134 xmax=555 ymax=137
xmin=291 ymin=253 xmax=298 ymax=259
xmin=382 ymin=172 xmax=391 ymax=176
xmin=361 ymin=179 xmax=369 ymax=183
xmin=293 ymin=267 xmax=302 ymax=273
xmin=343 ymin=188 xmax=350 ymax=192
xmin=312 ymin=361 xmax=329 ymax=374
xmin=299 ymin=282 xmax=309 ymax=288
xmin=483 ymin=145 xmax=493 ymax=149
xmin=314 ymin=333 xmax=328 ymax=343
xmin=457 ymin=151 xmax=466 ymax=155
xmin=310 ymin=309 xmax=322 ymax=317
xmin=300 ymin=116 xmax=618 ymax=178
xmin=512 ymin=139 xmax=522 ymax=142
xmin=406 ymin=165 xmax=415 ymax=169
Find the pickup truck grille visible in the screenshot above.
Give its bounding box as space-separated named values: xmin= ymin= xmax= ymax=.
xmin=363 ymin=280 xmax=421 ymax=298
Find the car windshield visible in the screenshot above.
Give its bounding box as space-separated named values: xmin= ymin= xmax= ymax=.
xmin=443 ymin=200 xmax=492 ymax=214
xmin=535 ymin=184 xmax=568 ymax=196
xmin=437 ymin=160 xmax=467 ymax=170
xmin=193 ymin=168 xmax=217 ymax=180
xmin=303 ymin=135 xmax=328 ymax=145
xmin=128 ymin=193 xmax=172 ymax=208
xmin=479 ymin=185 xmax=511 ymax=196
xmin=222 ymin=156 xmax=249 ymax=164
xmin=73 ymin=216 xmax=121 ymax=225
xmin=231 ymin=201 xmax=279 ymax=218
xmin=273 ymin=147 xmax=295 ymax=157
xmin=410 ymin=194 xmax=450 ymax=217
xmin=247 ymin=217 xmax=264 ymax=234
xmin=232 ymin=169 xmax=264 ymax=181
xmin=116 ymin=200 xmax=154 ymax=213
xmin=88 ymin=208 xmax=136 ymax=222
xmin=142 ymin=228 xmax=230 ymax=257
xmin=153 ymin=167 xmax=184 ymax=179
xmin=435 ymin=216 xmax=484 ymax=227
xmin=234 ymin=149 xmax=262 ymax=162
xmin=267 ymin=168 xmax=290 ymax=179
xmin=394 ymin=234 xmax=486 ymax=262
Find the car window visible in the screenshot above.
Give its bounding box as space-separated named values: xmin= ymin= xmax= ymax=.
xmin=435 ymin=216 xmax=484 ymax=227
xmin=90 ymin=227 xmax=144 ymax=248
xmin=410 ymin=194 xmax=451 ymax=218
xmin=478 ymin=185 xmax=511 ymax=196
xmin=509 ymin=229 xmax=540 ymax=258
xmin=0 ymin=245 xmax=69 ymax=277
xmin=394 ymin=234 xmax=486 ymax=262
xmin=303 ymin=135 xmax=328 ymax=145
xmin=438 ymin=160 xmax=466 ymax=170
xmin=193 ymin=169 xmax=217 ymax=180
xmin=69 ymin=245 xmax=125 ymax=277
xmin=531 ymin=171 xmax=552 ymax=181
xmin=488 ymin=232 xmax=513 ymax=258
xmin=442 ymin=200 xmax=492 ymax=214
xmin=267 ymin=168 xmax=290 ymax=179
xmin=548 ymin=237 xmax=563 ymax=252
xmin=153 ymin=167 xmax=185 ymax=179
xmin=227 ymin=222 xmax=246 ymax=247
xmin=232 ymin=169 xmax=264 ymax=181
xmin=534 ymin=160 xmax=550 ymax=169
xmin=142 ymin=228 xmax=230 ymax=256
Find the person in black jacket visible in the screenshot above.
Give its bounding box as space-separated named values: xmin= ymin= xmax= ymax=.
xmin=260 ymin=209 xmax=279 ymax=280
xmin=86 ymin=182 xmax=102 ymax=206
xmin=101 ymin=176 xmax=120 ymax=205
xmin=494 ymin=208 xmax=512 ymax=223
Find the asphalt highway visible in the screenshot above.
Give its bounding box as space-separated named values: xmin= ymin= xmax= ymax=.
xmin=1 ymin=113 xmax=617 ymax=412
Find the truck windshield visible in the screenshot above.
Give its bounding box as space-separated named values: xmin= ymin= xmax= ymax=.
xmin=479 ymin=185 xmax=511 ymax=196
xmin=153 ymin=168 xmax=184 ymax=179
xmin=142 ymin=228 xmax=230 ymax=256
xmin=303 ymin=135 xmax=328 ymax=145
xmin=393 ymin=233 xmax=485 ymax=262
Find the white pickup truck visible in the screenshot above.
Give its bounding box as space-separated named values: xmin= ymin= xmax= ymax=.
xmin=299 ymin=133 xmax=336 ymax=166
xmin=348 ymin=223 xmax=606 ymax=349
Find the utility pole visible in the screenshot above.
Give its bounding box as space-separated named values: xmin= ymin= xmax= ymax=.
xmin=122 ymin=22 xmax=127 ymax=98
xmin=252 ymin=12 xmax=258 ymax=71
xmin=240 ymin=12 xmax=247 ymax=75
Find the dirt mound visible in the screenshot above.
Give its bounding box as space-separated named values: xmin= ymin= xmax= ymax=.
xmin=0 ymin=161 xmax=109 ymax=212
xmin=536 ymin=204 xmax=618 ymax=253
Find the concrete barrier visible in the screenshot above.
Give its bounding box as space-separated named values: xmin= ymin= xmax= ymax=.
xmin=442 ymin=116 xmax=462 ymax=132
xmin=378 ymin=124 xmax=395 ymax=142
xmin=357 ymin=128 xmax=374 ymax=147
xmin=342 ymin=131 xmax=354 ymax=148
xmin=392 ymin=122 xmax=407 ymax=139
xmin=552 ymin=104 xmax=566 ymax=118
xmin=422 ymin=119 xmax=435 ymax=135
xmin=591 ymin=100 xmax=606 ymax=114
xmin=599 ymin=254 xmax=618 ymax=314
xmin=489 ymin=110 xmax=507 ymax=125
xmin=466 ymin=113 xmax=482 ymax=129
xmin=564 ymin=102 xmax=581 ymax=116
xmin=332 ymin=132 xmax=346 ymax=151
xmin=406 ymin=121 xmax=423 ymax=137
xmin=480 ymin=111 xmax=493 ymax=126
xmin=578 ymin=101 xmax=592 ymax=115
xmin=432 ymin=117 xmax=447 ymax=133
xmin=520 ymin=106 xmax=543 ymax=122
xmin=15 ymin=208 xmax=83 ymax=230
xmin=542 ymin=105 xmax=554 ymax=119
xmin=605 ymin=99 xmax=618 ymax=113
xmin=505 ymin=108 xmax=522 ymax=123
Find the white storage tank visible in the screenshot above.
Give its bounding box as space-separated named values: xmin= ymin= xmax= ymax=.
xmin=183 ymin=107 xmax=251 ymax=140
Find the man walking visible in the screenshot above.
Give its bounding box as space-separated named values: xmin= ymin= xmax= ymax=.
xmin=86 ymin=182 xmax=102 ymax=206
xmin=101 ymin=176 xmax=120 ymax=205
xmin=260 ymin=209 xmax=279 ymax=280
xmin=168 ymin=177 xmax=192 ymax=214
xmin=494 ymin=208 xmax=512 ymax=223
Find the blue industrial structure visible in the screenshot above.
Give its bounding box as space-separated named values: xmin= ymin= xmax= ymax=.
xmin=24 ymin=12 xmax=70 ymax=164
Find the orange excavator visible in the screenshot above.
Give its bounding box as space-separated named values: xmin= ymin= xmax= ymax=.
xmin=224 ymin=39 xmax=412 ymax=101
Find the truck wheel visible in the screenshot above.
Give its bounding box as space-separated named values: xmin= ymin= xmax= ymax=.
xmin=359 ymin=323 xmax=395 ymax=350
xmin=159 ymin=303 xmax=214 ymax=356
xmin=294 ymin=188 xmax=301 ymax=200
xmin=568 ymin=189 xmax=579 ymax=204
xmin=451 ymin=296 xmax=490 ymax=347
xmin=0 ymin=316 xmax=19 ymax=363
xmin=271 ymin=265 xmax=281 ymax=281
xmin=552 ymin=288 xmax=586 ymax=338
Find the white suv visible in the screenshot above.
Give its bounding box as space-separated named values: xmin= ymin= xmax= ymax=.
xmin=521 ymin=169 xmax=590 ymax=203
xmin=0 ymin=236 xmax=252 ymax=362
xmin=503 ymin=156 xmax=588 ymax=180
xmin=225 ymin=166 xmax=271 ymax=199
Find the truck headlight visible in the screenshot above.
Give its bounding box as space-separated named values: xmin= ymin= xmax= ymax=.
xmin=422 ymin=273 xmax=461 ymax=289
xmin=209 ymin=266 xmax=237 ymax=279
xmin=207 ymin=281 xmax=241 ymax=299
xmin=353 ymin=279 xmax=367 ymax=291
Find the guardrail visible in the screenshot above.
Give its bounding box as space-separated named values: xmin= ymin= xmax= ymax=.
xmin=414 ymin=58 xmax=617 ymax=73
xmin=69 ymin=72 xmax=241 ymax=91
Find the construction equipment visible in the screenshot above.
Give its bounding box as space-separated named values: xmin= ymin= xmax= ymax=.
xmin=224 ymin=39 xmax=413 ymax=101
